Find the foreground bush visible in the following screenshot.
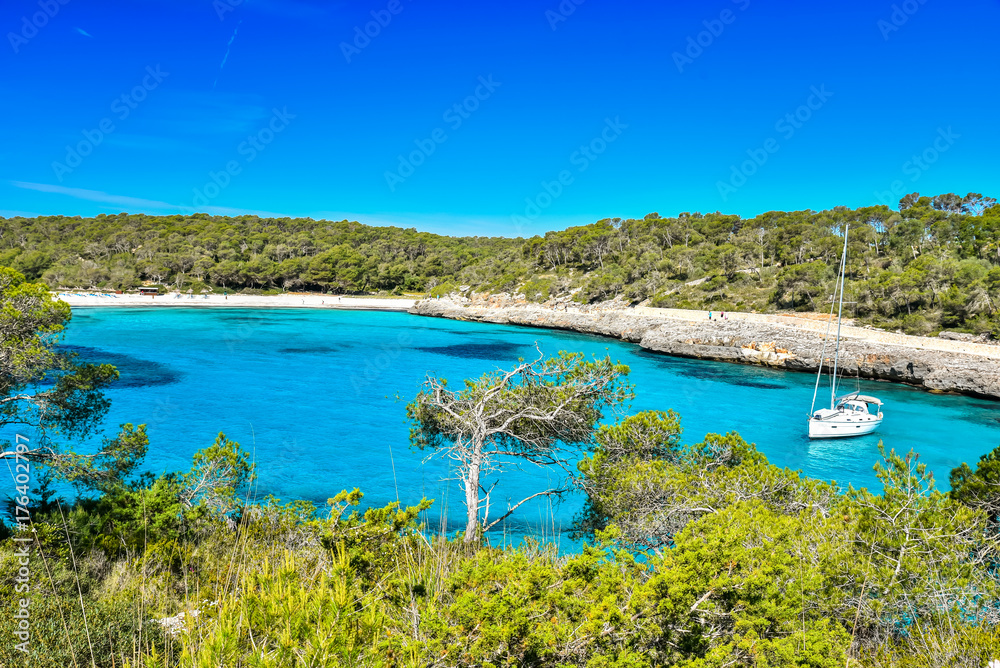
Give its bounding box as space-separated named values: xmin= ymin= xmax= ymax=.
xmin=3 ymin=438 xmax=999 ymax=666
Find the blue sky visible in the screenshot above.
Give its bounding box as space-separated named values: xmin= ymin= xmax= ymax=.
xmin=2 ymin=0 xmax=997 ymax=236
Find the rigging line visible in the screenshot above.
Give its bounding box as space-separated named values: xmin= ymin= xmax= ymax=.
xmin=830 ymin=224 xmax=850 ymax=409
xmin=388 ymin=441 xmax=400 ymax=505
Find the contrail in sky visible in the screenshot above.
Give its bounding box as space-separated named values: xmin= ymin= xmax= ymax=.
xmin=75 ymin=27 xmax=92 ymax=37
xmin=213 ymin=21 xmax=242 ymax=89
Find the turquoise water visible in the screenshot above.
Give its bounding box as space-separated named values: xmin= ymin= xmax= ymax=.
xmin=50 ymin=308 xmax=1000 ymax=545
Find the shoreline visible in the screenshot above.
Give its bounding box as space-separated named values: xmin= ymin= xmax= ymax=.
xmin=54 ymin=292 xmax=416 ymax=311
xmin=54 ymin=291 xmax=1000 ymax=399
xmin=409 ymin=298 xmax=1000 ymax=400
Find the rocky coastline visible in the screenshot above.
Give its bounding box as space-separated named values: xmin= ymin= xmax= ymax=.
xmin=410 ymin=297 xmax=1000 ymax=400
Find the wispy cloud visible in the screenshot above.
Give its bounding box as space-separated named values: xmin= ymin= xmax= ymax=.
xmin=75 ymin=27 xmax=92 ymax=37
xmin=214 ymin=20 xmax=242 ymax=89
xmin=10 ymin=181 xmax=182 ymax=213
xmin=9 ymin=181 xmax=293 ymax=218
xmin=6 ymin=182 xmax=573 ymax=235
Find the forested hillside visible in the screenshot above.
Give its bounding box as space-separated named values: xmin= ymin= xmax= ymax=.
xmin=2 ymin=191 xmax=997 ymax=334
xmin=5 ymin=244 xmax=1000 ymax=667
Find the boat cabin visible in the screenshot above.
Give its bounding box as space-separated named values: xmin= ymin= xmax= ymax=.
xmin=835 ymin=394 xmax=883 ymax=416
xmin=840 ymin=400 xmax=871 ymax=414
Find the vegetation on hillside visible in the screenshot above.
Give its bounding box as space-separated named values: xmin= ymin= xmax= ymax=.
xmin=5 ymin=392 xmax=1000 ymax=665
xmin=2 ymin=191 xmax=998 ymax=334
xmin=8 ymin=432 xmax=1000 ymax=668
xmin=407 ymin=349 xmax=632 ymax=543
xmin=5 ymin=220 xmax=1000 ymax=665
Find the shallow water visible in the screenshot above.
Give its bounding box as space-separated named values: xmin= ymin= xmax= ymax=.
xmin=39 ymin=308 xmax=1000 ymax=546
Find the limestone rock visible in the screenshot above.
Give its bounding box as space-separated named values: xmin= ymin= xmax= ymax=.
xmin=410 ymin=299 xmax=1000 ymax=399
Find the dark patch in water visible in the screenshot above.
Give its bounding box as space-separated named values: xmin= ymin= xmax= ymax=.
xmin=954 ymin=410 xmax=1000 ymax=428
xmin=443 ymin=329 xmax=499 ymax=337
xmin=728 ymin=379 xmax=786 ymax=390
xmin=209 ymin=315 xmax=276 ymax=323
xmin=208 ymin=312 xmax=285 ymax=321
xmin=636 ymin=350 xmax=786 ymax=390
xmin=415 ymin=341 xmax=527 ymax=361
xmin=57 ymin=345 xmax=181 ymax=388
xmin=278 ymin=345 xmax=347 ymax=354
xmin=677 ymin=366 xmax=787 ymax=390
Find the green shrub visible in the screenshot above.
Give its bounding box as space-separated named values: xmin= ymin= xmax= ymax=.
xmin=429 ymin=281 xmax=458 ymax=298
xmin=0 ymin=585 xmax=166 ymax=668
xmin=900 ymin=313 xmax=932 ymax=335
xmin=521 ymin=277 xmax=554 ymax=301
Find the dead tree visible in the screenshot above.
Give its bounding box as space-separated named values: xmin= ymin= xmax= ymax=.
xmin=407 ymin=348 xmax=632 ymax=543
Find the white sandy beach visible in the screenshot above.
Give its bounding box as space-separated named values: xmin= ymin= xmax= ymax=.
xmin=55 ymin=292 xmax=417 ymax=311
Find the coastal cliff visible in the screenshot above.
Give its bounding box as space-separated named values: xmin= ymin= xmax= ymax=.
xmin=410 ymin=298 xmax=1000 ymax=400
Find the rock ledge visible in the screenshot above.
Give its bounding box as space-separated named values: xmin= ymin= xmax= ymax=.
xmin=410 ymin=298 xmax=1000 ymax=400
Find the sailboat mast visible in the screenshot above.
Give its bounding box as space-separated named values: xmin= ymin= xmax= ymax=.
xmin=830 ymin=224 xmax=850 ymax=409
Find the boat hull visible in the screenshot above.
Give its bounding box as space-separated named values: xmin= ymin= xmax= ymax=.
xmin=808 ymin=414 xmax=882 ymax=439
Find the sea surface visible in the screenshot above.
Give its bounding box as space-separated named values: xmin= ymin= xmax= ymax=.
xmin=40 ymin=308 xmax=1000 ymax=548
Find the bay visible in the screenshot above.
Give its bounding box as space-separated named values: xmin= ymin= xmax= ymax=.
xmin=56 ymin=307 xmax=1000 ymax=547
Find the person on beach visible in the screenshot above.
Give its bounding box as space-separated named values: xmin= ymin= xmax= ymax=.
xmin=709 ymin=311 xmax=713 ymax=321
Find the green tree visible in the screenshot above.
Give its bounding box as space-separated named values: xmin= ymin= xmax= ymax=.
xmin=773 ymin=261 xmax=831 ymax=309
xmin=950 ymin=444 xmax=1000 ymax=528
xmin=0 ymin=268 xmax=144 ymax=490
xmin=843 ymin=446 xmax=999 ymax=643
xmin=58 ymin=472 xmax=188 ymax=557
xmin=407 ymin=350 xmax=632 ymax=543
xmin=651 ymin=500 xmax=852 ymax=666
xmin=577 ymin=415 xmax=826 ymax=552
xmin=180 ymin=432 xmax=255 ymax=517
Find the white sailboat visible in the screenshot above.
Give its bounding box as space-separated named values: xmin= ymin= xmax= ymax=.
xmin=807 ymin=224 xmax=884 ymax=439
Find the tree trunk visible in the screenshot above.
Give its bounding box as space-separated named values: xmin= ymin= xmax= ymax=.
xmin=463 ymin=448 xmax=482 ymax=544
